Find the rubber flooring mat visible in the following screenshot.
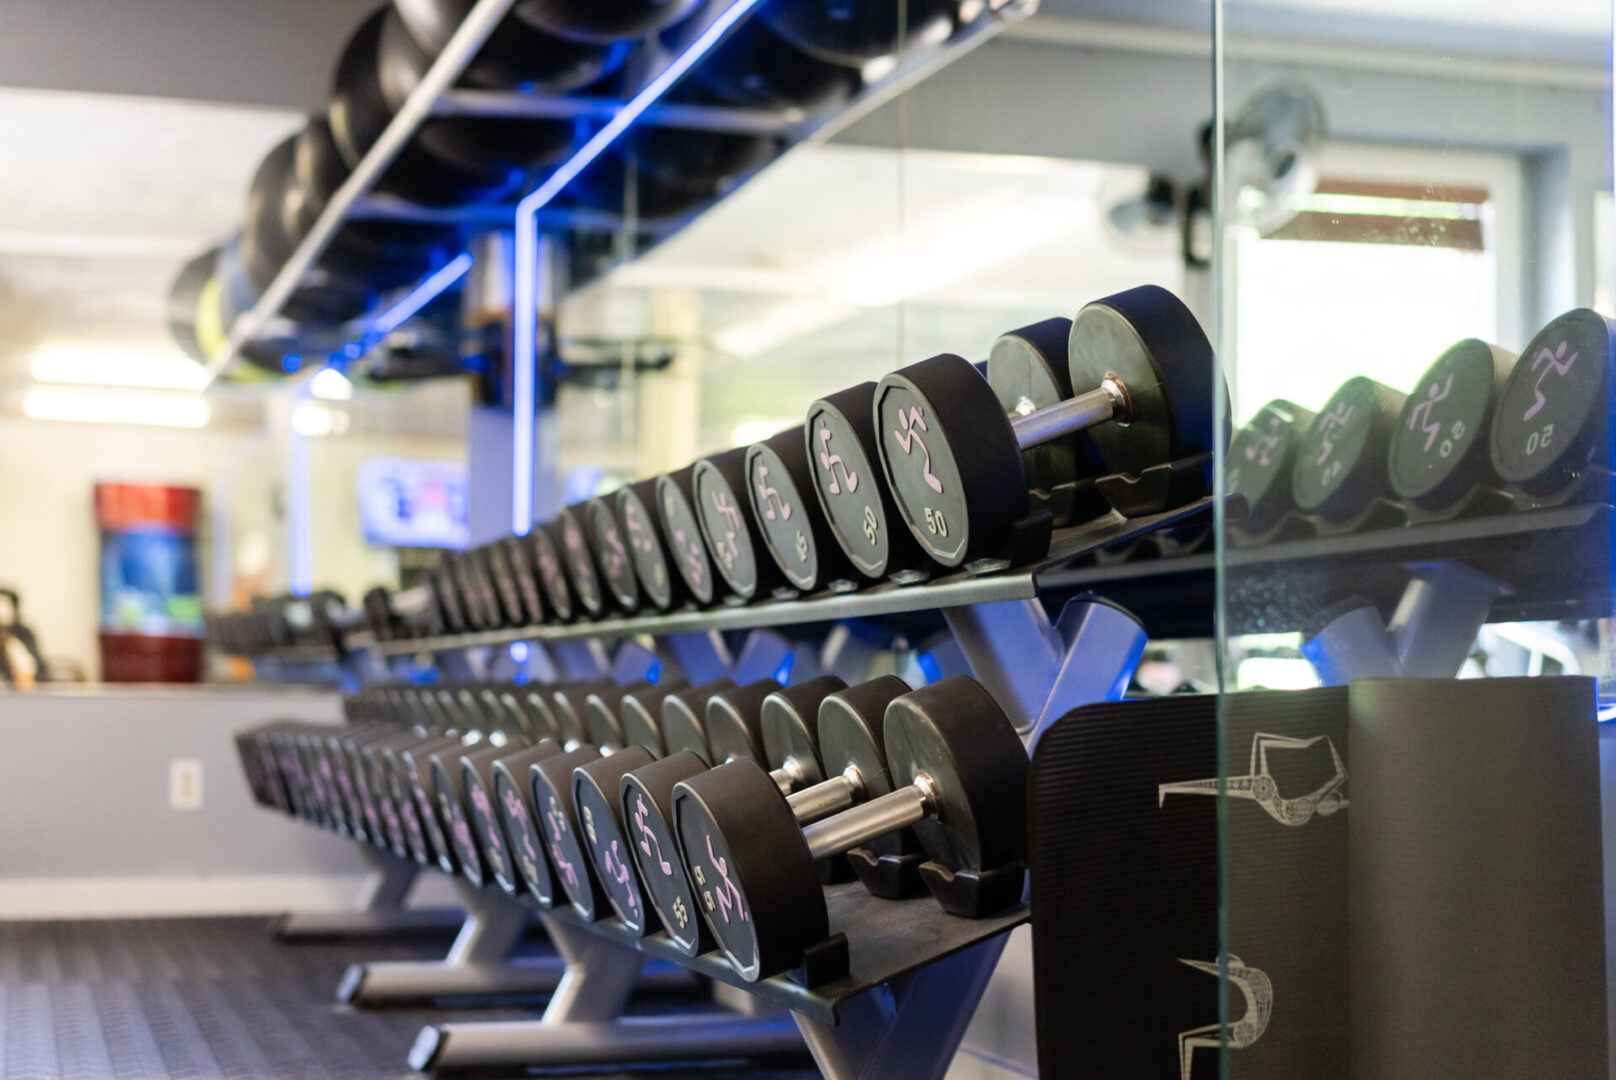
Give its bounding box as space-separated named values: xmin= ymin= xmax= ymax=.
xmin=0 ymin=917 xmax=817 ymax=1080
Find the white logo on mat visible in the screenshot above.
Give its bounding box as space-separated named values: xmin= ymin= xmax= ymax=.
xmin=1158 ymin=733 xmax=1347 ymax=825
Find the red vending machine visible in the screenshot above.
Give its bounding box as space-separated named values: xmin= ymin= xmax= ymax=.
xmin=95 ymin=483 xmax=204 ymax=682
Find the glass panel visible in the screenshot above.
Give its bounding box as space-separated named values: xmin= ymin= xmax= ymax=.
xmin=1214 ymin=3 xmax=1614 ymax=1075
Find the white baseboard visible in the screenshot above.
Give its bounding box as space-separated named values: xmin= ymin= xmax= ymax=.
xmin=0 ymin=874 xmax=373 ymax=920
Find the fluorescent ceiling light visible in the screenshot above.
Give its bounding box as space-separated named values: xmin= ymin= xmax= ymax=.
xmin=22 ymin=389 xmax=210 ymax=428
xmin=30 ymin=345 xmax=208 ymax=391
xmin=309 ymin=366 xmax=354 ymax=401
xmin=712 ymin=198 xmax=1079 ymax=359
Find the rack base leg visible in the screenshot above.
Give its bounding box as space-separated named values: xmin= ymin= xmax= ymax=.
xmin=272 ymin=848 xmax=462 ymax=942
xmin=408 ymin=1013 xmax=806 ymax=1076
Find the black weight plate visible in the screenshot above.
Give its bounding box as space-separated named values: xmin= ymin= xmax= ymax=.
xmin=378 ymin=8 xmax=574 ymax=173
xmin=685 ymin=13 xmax=860 ymax=110
xmin=522 ymin=688 xmax=562 ymax=743
xmin=1067 ymin=284 xmax=1222 ymax=477
xmin=242 ymin=136 xmax=299 ymax=294
xmin=1390 ymin=340 xmax=1516 ymax=508
xmin=501 ymin=535 xmax=546 ymax=624
xmin=394 ymin=0 xmax=629 ymax=91
xmin=1490 ymin=309 xmax=1614 ymax=494
xmin=1227 ymin=399 xmax=1316 ymax=528
xmin=403 ymin=738 xmax=462 ymax=874
xmin=492 ymin=742 xmax=563 ymax=901
xmin=381 ymin=739 xmax=437 ymax=863
xmin=884 ymin=675 xmax=1027 ymax=872
xmin=621 ymin=751 xmax=713 ymax=956
xmin=584 ymin=497 xmax=639 ymax=611
xmin=430 ymin=745 xmax=495 ymax=884
xmin=574 ymin=747 xmax=659 ymax=934
xmin=695 ymin=447 xmax=790 ymax=600
xmin=447 ymin=553 xmax=487 ymax=631
xmin=531 ymin=525 xmax=575 ymax=621
xmin=621 ymin=680 xmax=688 ymax=756
xmin=481 ymin=540 xmax=528 ymax=626
xmin=759 ymin=674 xmax=849 ymax=786
xmin=705 ymin=679 xmax=779 ymax=766
xmin=818 ymin=675 xmax=910 ymax=800
xmin=1291 ymin=377 xmax=1407 ymax=522
xmin=432 ymin=561 xmax=468 ymax=632
xmin=673 ymin=759 xmax=825 ymax=982
xmin=662 ymin=678 xmax=735 ymax=763
xmin=763 ymin=0 xmax=955 ymax=65
xmin=520 ymin=0 xmax=702 ymax=45
xmin=747 ymin=426 xmax=856 ymax=591
xmin=557 ymin=506 xmax=606 ymax=616
xmin=552 ymin=681 xmax=612 ymax=748
xmin=989 ymin=315 xmax=1094 ymax=495
xmin=655 ymin=467 xmax=719 ymax=604
xmin=621 ymin=126 xmax=778 ymax=196
xmin=463 ymin=753 xmax=516 ymax=891
xmin=875 ymin=353 xmax=1025 ymax=567
xmin=532 ymin=747 xmax=610 ymax=920
xmin=584 ymin=680 xmax=652 ymax=750
xmin=805 ymin=381 xmax=931 ymax=580
xmin=617 ymin=479 xmax=682 ymax=610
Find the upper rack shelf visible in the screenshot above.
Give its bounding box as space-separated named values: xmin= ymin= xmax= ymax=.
xmin=202 ymin=0 xmax=1038 ymax=384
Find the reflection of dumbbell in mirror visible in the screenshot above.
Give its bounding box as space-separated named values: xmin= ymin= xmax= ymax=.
xmin=1387 ymin=339 xmax=1518 ymax=517
xmin=1290 ymin=377 xmax=1407 ymax=529
xmin=874 ymin=286 xmax=1222 ymax=567
xmin=672 ymin=676 xmax=1028 ymax=981
xmin=1226 ymin=400 xmax=1316 ymax=540
xmin=1488 ymin=309 xmax=1614 ymax=502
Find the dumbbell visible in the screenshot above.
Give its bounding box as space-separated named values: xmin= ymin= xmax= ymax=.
xmin=583 ymin=496 xmax=640 ymax=612
xmin=1290 ymin=376 xmax=1407 ymax=524
xmin=403 ymin=733 xmax=478 ymax=874
xmin=377 ymin=733 xmax=445 ymax=864
xmin=746 ymin=428 xmax=858 ymax=592
xmin=711 ymin=675 xmax=846 ymax=790
xmin=461 ymin=736 xmax=559 ymax=895
xmin=874 ymin=285 xmax=1221 ymax=566
xmin=556 ymin=506 xmax=608 ymax=617
xmin=481 ymin=539 xmax=533 ymax=627
xmin=1489 ymin=309 xmax=1614 ymax=497
xmin=530 ymin=743 xmax=615 ymax=918
xmin=1226 ymin=400 xmax=1317 ymax=535
xmin=584 ymin=678 xmax=689 ymax=751
xmin=500 ymin=535 xmax=547 ymax=625
xmin=490 ymin=741 xmax=567 ymax=901
xmin=544 ymin=679 xmax=617 ymax=749
xmin=693 ymin=448 xmax=792 ymax=600
xmin=394 ymin=0 xmax=628 ymax=94
xmin=430 ymin=560 xmax=469 ymax=634
xmin=360 ymin=729 xmax=432 ymax=855
xmin=430 ymin=731 xmax=532 ymax=887
xmin=672 ymin=675 xmax=1028 ymax=981
xmin=762 ymin=0 xmax=956 ymax=66
xmin=805 ymin=383 xmax=933 ymax=581
xmin=1385 ymin=340 xmax=1519 ymax=511
xmin=615 ymin=479 xmax=687 ymax=611
xmin=530 ymin=523 xmax=577 ymax=622
xmin=618 ymin=676 xmax=905 ymax=953
xmin=655 ymin=466 xmax=721 ymax=606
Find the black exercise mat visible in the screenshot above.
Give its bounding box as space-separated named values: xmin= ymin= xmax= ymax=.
xmin=1348 ymin=676 xmax=1606 ymax=1078
xmin=1029 ymin=688 xmax=1350 ymax=1078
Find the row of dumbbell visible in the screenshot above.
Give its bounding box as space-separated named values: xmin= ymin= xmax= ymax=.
xmin=367 ymin=283 xmax=1221 ymax=642
xmin=1231 ymin=307 xmax=1614 ymax=538
xmin=239 ymin=672 xmax=1027 ymax=982
xmin=207 ymin=590 xmax=349 ymax=656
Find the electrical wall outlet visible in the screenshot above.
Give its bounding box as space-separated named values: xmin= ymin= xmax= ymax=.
xmin=169 ymin=759 xmax=204 ymax=811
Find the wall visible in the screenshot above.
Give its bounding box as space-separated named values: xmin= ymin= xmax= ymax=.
xmin=0 ymin=415 xmax=462 ymax=681
xmin=0 ymin=687 xmax=372 ymax=918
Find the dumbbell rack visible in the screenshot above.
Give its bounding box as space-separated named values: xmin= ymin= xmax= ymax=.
xmin=204 ymin=0 xmax=1039 ymax=381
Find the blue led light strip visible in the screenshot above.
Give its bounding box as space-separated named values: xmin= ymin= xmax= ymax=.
xmin=373 ymin=251 xmax=475 ymax=337
xmin=510 ymin=0 xmax=767 ymax=535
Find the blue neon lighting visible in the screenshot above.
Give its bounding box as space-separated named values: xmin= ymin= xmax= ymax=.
xmin=773 ymin=653 xmax=795 ymax=686
xmin=373 ymin=252 xmax=475 ymax=337
xmin=510 ymin=641 xmax=530 ymax=664
xmin=646 ymin=661 xmax=663 ymax=684
xmin=511 ymin=0 xmax=766 ymax=536
xmin=282 ymin=353 xmax=302 ymax=373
